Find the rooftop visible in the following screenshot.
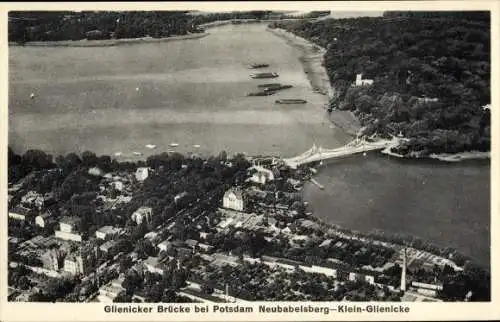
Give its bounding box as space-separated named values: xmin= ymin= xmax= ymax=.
xmin=97 ymin=226 xmax=119 ymax=234
xmin=60 ymin=216 xmax=81 ymax=226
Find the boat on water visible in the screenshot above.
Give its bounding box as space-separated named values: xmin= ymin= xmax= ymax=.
xmin=264 ymin=84 xmax=293 ymax=92
xmin=249 ymin=63 xmax=270 ymax=69
xmin=145 ymin=144 xmax=156 ymax=149
xmin=193 ymin=144 xmax=201 ymax=148
xmin=275 ymin=99 xmax=307 ymax=104
xmin=170 ymin=143 xmax=179 ymax=147
xmin=30 ymin=93 xmax=35 ymax=99
xmin=132 ymin=152 xmax=143 ymax=156
xmin=246 ymin=90 xmax=276 ymax=96
xmin=257 ymin=83 xmax=281 ymax=88
xmin=114 ymin=152 xmax=122 ymax=157
xmin=250 ymin=72 xmax=279 ymax=79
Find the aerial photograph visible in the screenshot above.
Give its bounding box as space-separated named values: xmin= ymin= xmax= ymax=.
xmin=7 ymin=10 xmax=490 ymax=303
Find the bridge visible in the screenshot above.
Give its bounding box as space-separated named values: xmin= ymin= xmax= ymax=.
xmin=283 ymin=136 xmax=402 ymax=168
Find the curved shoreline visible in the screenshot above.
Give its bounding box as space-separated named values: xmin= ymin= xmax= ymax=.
xmin=267 ymin=27 xmax=362 ymax=138
xmin=8 ymin=32 xmax=209 ymax=48
xmin=269 ymin=25 xmax=491 ymax=162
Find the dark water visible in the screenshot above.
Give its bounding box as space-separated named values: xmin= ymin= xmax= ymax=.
xmin=9 ymin=23 xmax=490 ymax=267
xmin=303 ymin=154 xmax=490 ymax=267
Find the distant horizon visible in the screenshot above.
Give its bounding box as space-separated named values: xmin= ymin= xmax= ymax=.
xmin=187 ymin=10 xmax=384 ymax=18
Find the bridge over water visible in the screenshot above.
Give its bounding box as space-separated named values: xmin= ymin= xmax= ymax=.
xmin=283 ymin=136 xmax=401 ymax=168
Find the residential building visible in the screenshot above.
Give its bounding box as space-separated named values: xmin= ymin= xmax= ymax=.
xmin=185 ymin=239 xmax=199 ymax=249
xmin=63 ymin=245 xmax=96 ymax=275
xmin=247 ymin=166 xmax=274 ymax=185
xmin=59 ymin=216 xmax=80 ymax=233
xmin=299 ymin=265 xmax=337 ymax=278
xmin=111 ymin=181 xmax=124 ymax=191
xmin=144 ymin=256 xmax=166 ymax=275
xmin=411 ymin=281 xmax=444 ymax=291
xmin=95 ymin=226 xmax=121 ymax=240
xmin=55 ymin=217 xmax=83 ymax=242
xmin=197 ymin=243 xmax=214 ymax=252
xmin=21 ymin=191 xmax=44 ymax=209
xmin=100 ymin=240 xmax=118 ymax=253
xmin=157 ymin=240 xmax=171 ymax=253
xmin=97 ymin=282 xmax=125 ymax=303
xmin=40 ymin=249 xmax=64 ymax=271
xmin=35 ymin=212 xmax=54 ymax=228
xmin=88 ymin=167 xmax=103 ymax=177
xmin=55 ymin=230 xmax=83 ymax=242
xmin=135 ymin=167 xmax=149 ymax=182
xmin=131 ymin=207 xmax=153 ymax=225
xmin=222 ymin=188 xmax=244 ymax=212
xmin=355 ymin=73 xmax=374 ymax=86
xmin=211 ymin=253 xmax=240 ymax=268
xmin=8 ymin=205 xmax=33 ymax=221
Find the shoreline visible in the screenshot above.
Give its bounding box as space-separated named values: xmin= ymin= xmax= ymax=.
xmin=267 ymin=27 xmax=362 ymax=138
xmin=8 ymin=32 xmax=209 ymax=48
xmin=269 ymin=26 xmax=490 ymax=162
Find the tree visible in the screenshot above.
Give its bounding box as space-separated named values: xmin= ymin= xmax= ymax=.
xmin=17 ymin=275 xmax=31 ymax=290
xmin=201 ymin=281 xmax=215 ymax=295
xmin=22 ymin=149 xmax=55 ymax=172
xmin=122 ymin=271 xmax=143 ymax=296
xmin=81 ymin=151 xmax=99 ymax=167
xmin=113 ymin=291 xmax=132 ymax=303
xmin=146 ymin=283 xmax=165 ymax=303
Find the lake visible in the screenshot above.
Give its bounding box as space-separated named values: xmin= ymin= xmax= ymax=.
xmin=9 ymin=23 xmax=490 ymax=267
xmin=9 ymin=23 xmax=348 ymax=159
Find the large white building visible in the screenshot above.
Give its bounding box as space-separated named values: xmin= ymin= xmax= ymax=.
xmin=222 ymin=189 xmax=244 ymax=212
xmin=95 ymin=226 xmax=121 ymax=240
xmin=355 ymin=73 xmax=374 ymax=86
xmin=8 ymin=205 xmax=33 ymax=221
xmin=135 ymin=167 xmax=150 ymax=182
xmin=132 ymin=206 xmax=153 ymax=225
xmin=35 ymin=212 xmax=53 ymax=228
xmin=63 ymin=245 xmax=96 ymax=275
xmin=59 ymin=216 xmax=80 ymax=233
xmin=55 ymin=216 xmax=83 ymax=242
xmin=247 ymin=166 xmax=275 ymax=185
xmin=144 ymin=256 xmax=166 ymax=275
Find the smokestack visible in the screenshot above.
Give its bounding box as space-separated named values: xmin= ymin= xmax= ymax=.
xmin=400 ymin=247 xmax=407 ymax=292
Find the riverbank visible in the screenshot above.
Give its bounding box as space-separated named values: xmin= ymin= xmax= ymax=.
xmin=380 ymin=139 xmax=491 ymax=162
xmin=8 ymin=32 xmax=209 ymax=48
xmin=267 ymin=27 xmax=361 ymax=137
xmin=199 ymin=17 xmax=320 ymax=30
xmin=303 ymin=159 xmax=490 ymax=269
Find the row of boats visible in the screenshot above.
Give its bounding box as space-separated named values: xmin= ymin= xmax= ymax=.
xmin=247 ymin=63 xmax=307 ymax=105
xmin=115 ymin=143 xmax=201 ymax=157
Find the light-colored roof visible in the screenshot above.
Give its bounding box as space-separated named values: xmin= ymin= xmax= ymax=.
xmin=60 ymin=216 xmax=80 ymax=225
xmin=100 ymin=240 xmax=118 ymax=251
xmin=97 ymin=226 xmax=118 ymax=234
xmin=185 ymin=239 xmax=199 ymax=247
xmin=135 ymin=206 xmax=152 ymax=213
xmin=224 ymin=188 xmax=243 ymax=199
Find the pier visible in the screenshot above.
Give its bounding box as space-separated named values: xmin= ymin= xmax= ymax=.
xmin=310 ymin=178 xmax=324 ymax=190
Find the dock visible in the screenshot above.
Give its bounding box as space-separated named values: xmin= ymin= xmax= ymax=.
xmin=310 ymin=178 xmax=324 ymax=190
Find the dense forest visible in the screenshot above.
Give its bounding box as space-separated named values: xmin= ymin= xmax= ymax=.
xmin=270 ymin=11 xmax=491 ymax=156
xmin=8 ymin=11 xmax=200 ymax=42
xmin=7 ymin=11 xmax=291 ymax=43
